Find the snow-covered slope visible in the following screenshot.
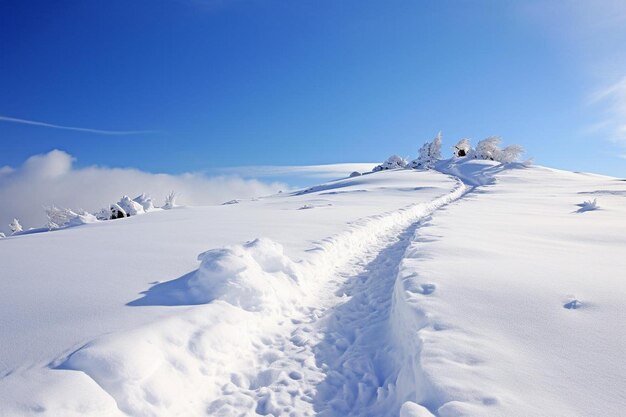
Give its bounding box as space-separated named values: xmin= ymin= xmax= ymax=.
xmin=0 ymin=161 xmax=624 ymax=417
xmin=392 ymin=160 xmax=626 ymax=417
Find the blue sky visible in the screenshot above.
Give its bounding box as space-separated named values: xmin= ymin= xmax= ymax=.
xmin=1 ymin=0 xmax=625 ymax=177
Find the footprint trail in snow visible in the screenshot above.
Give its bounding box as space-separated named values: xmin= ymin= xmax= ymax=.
xmin=210 ymin=219 xmax=429 ymax=417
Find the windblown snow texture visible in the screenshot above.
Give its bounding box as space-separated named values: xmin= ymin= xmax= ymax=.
xmin=1 ymin=159 xmax=624 ymax=417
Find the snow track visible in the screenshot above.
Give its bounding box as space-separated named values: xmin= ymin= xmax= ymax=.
xmin=204 ymin=178 xmax=470 ymax=417
xmin=313 ymin=221 xmax=425 ymax=416
xmin=2 ymin=174 xmax=469 ymax=417
xmin=209 ymin=217 xmax=427 ymax=416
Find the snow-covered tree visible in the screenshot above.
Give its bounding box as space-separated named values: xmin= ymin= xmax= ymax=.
xmin=163 ymin=191 xmax=178 ymax=210
xmin=95 ymin=207 xmax=112 ymax=221
xmin=499 ymin=144 xmax=525 ymax=163
xmin=473 ymin=137 xmax=501 ymax=161
xmin=45 ymin=206 xmax=98 ymax=229
xmin=45 ymin=206 xmax=78 ymax=230
xmin=133 ymin=193 xmax=154 ymax=212
xmin=453 ymin=138 xmax=472 ymax=157
xmin=118 ymin=195 xmax=145 ymax=216
xmin=472 ymin=137 xmax=524 ymax=163
xmin=373 ymin=155 xmax=408 ymax=172
xmin=9 ymin=218 xmax=22 ymax=234
xmin=409 ymin=132 xmax=443 ymax=169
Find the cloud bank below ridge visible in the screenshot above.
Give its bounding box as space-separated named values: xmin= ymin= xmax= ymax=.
xmin=0 ymin=150 xmax=285 ymax=234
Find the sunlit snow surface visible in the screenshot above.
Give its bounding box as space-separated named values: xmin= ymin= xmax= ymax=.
xmin=1 ymin=159 xmax=624 ymax=417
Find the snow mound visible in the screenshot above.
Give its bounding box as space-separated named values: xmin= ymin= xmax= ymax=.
xmin=400 ymin=402 xmax=436 ymax=417
xmin=67 ymin=211 xmax=99 ymax=227
xmin=187 ymin=238 xmax=305 ymax=312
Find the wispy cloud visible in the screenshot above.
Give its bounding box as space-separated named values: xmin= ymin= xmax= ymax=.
xmin=589 ymin=76 xmax=626 ymax=145
xmin=0 ymin=115 xmax=159 ymax=136
xmin=520 ymin=0 xmax=626 ymax=36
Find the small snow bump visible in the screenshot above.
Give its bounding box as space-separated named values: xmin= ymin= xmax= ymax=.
xmin=400 ymin=401 xmax=436 ymax=417
xmin=288 ymin=371 xmax=303 ymax=380
xmin=420 ymin=283 xmax=436 ymax=295
xmin=432 ymin=322 xmax=448 ymax=331
xmin=576 ymin=198 xmax=599 ymax=213
xmin=482 ymin=397 xmax=499 ymax=406
xmin=564 ymin=299 xmax=583 ymax=310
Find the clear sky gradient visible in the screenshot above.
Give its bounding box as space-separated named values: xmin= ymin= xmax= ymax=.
xmin=1 ymin=0 xmax=625 ymax=177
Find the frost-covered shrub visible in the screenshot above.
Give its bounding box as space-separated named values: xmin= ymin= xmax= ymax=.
xmin=373 ymin=155 xmax=408 ymax=172
xmin=0 ymin=232 xmax=5 ymax=238
xmin=45 ymin=206 xmax=78 ymax=230
xmin=94 ymin=194 xmax=152 ymax=221
xmin=95 ymin=207 xmax=112 ymax=221
xmin=45 ymin=206 xmax=98 ymax=229
xmin=133 ymin=193 xmax=154 ymax=212
xmin=9 ymin=218 xmax=22 ymax=234
xmin=118 ymin=195 xmax=145 ymax=216
xmin=499 ymin=144 xmax=525 ymax=163
xmin=110 ymin=203 xmax=127 ymax=219
xmin=577 ymin=198 xmax=599 ymax=213
xmin=473 ymin=137 xmax=500 ymax=161
xmin=163 ymin=191 xmax=178 ymax=209
xmin=73 ymin=211 xmax=98 ymax=225
xmin=453 ymin=138 xmax=472 ymax=157
xmin=472 ymin=137 xmax=524 ymax=163
xmin=409 ymin=132 xmax=443 ymax=169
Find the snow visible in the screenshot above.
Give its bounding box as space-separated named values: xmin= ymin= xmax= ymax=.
xmin=117 ymin=195 xmax=146 ymax=216
xmin=373 ymin=155 xmax=409 ymax=172
xmin=390 ymin=161 xmax=626 ymax=416
xmin=133 ymin=193 xmax=155 ymax=212
xmin=188 ymin=238 xmax=305 ymax=311
xmin=576 ymin=198 xmax=599 ymax=212
xmin=1 ymin=161 xmax=625 ymax=417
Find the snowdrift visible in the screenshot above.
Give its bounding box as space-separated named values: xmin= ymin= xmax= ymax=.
xmin=188 ymin=238 xmax=305 ymax=312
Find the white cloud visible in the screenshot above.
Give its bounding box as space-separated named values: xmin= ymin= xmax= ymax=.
xmin=0 ymin=115 xmax=158 ymax=135
xmin=590 ymin=76 xmax=626 ymax=145
xmin=0 ymin=166 xmax=15 ymax=176
xmin=0 ymin=150 xmax=285 ymax=233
